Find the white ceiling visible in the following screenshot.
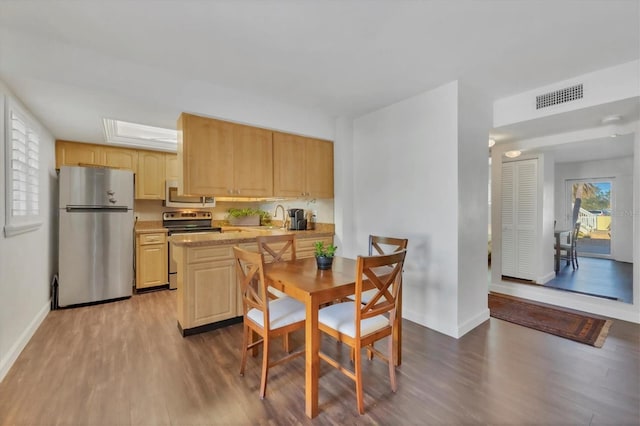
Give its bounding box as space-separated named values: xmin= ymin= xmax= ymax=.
xmin=0 ymin=0 xmax=638 ymax=144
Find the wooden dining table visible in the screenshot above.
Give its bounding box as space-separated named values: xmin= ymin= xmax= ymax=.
xmin=263 ymin=255 xmax=402 ymax=418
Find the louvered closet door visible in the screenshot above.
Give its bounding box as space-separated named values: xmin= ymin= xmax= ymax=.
xmin=502 ymin=159 xmax=538 ymax=280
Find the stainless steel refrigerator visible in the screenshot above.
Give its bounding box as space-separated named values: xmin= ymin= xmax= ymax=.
xmin=58 ymin=166 xmax=134 ymax=307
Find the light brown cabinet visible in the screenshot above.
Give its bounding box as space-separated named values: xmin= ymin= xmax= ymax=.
xmin=296 ymin=235 xmax=334 ymax=259
xmin=136 ymin=232 xmax=168 ymax=290
xmin=103 ymin=146 xmax=138 ymax=172
xmin=55 ymin=140 xmax=173 ymax=200
xmin=175 ymin=244 xmax=237 ymax=331
xmin=273 ymin=132 xmax=334 ymax=198
xmin=178 ymin=113 xmax=273 ymax=197
xmin=55 ymin=140 xmax=102 ymax=169
xmin=136 ymin=151 xmax=166 ymax=200
xmin=165 ymin=153 xmax=179 ymax=181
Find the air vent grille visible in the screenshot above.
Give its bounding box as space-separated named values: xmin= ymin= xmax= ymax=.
xmin=536 ymin=84 xmax=583 ymax=109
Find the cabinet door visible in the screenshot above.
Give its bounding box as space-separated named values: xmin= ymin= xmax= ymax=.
xmin=165 ymin=153 xmax=179 ymax=181
xmin=233 ymin=125 xmax=273 ymax=197
xmin=136 ymin=235 xmax=168 ymax=289
xmin=273 ymin=132 xmax=306 ymax=197
xmin=136 ymin=151 xmax=166 ymax=199
xmin=305 ymin=138 xmax=334 ymax=198
xmin=179 ymin=113 xmax=234 ymax=195
xmin=103 ymin=147 xmax=138 ymax=172
xmin=187 ymin=260 xmax=236 ymax=327
xmin=56 ymin=140 xmax=102 ymax=168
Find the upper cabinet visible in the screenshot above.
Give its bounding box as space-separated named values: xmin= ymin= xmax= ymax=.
xmin=178 ymin=113 xmax=273 ymax=197
xmin=273 ymin=132 xmax=334 ymax=198
xmin=55 ymin=140 xmax=173 ymax=200
xmin=136 ymin=151 xmax=166 ymax=200
xmin=56 ymin=140 xmax=102 ymax=168
xmin=103 ymin=146 xmax=138 ymax=172
xmin=165 ymin=153 xmax=179 ymax=181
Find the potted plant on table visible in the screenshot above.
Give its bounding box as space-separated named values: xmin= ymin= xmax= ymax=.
xmin=314 ymin=241 xmax=337 ymax=270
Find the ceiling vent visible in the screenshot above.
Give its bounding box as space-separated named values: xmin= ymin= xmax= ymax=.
xmin=536 ymin=84 xmax=583 ymax=110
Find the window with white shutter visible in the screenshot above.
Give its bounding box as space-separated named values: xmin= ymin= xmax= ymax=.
xmin=4 ymin=100 xmax=43 ymax=237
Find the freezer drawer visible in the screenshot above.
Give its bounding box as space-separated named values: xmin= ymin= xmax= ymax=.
xmin=58 ymin=209 xmax=134 ymax=306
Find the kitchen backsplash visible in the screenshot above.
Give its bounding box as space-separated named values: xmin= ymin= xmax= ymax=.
xmin=134 ymin=198 xmax=335 ymax=224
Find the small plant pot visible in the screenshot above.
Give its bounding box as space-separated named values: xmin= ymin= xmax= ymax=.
xmin=316 ymin=256 xmax=333 ymax=270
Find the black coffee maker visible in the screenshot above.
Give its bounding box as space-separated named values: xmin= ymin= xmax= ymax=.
xmin=287 ymin=208 xmax=307 ymax=230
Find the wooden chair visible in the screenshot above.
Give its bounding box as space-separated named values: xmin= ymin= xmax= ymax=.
xmin=559 ymin=221 xmax=580 ymax=270
xmin=317 ymin=250 xmax=407 ymax=414
xmin=256 ymin=234 xmax=296 ymax=299
xmin=369 ymin=235 xmax=409 ymax=256
xmin=347 ymin=236 xmax=409 ymax=362
xmin=256 ymin=234 xmax=299 ymax=352
xmin=233 ymin=247 xmax=305 ymax=399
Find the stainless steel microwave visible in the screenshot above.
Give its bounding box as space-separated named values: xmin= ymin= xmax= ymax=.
xmin=165 ymin=180 xmax=216 ymax=208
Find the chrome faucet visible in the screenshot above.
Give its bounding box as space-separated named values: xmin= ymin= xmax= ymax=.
xmin=274 ymin=204 xmax=287 ymax=229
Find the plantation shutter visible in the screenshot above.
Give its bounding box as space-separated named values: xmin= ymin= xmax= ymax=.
xmin=10 ymin=110 xmax=40 ymax=217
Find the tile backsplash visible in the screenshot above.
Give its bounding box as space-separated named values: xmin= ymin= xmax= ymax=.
xmin=134 ymin=198 xmax=334 ymax=224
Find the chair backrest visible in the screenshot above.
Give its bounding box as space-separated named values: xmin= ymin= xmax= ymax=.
xmin=354 ymin=250 xmax=407 ymax=335
xmin=256 ymin=234 xmax=296 ymax=263
xmin=571 ymin=221 xmax=581 ymax=247
xmin=233 ymin=247 xmax=269 ymax=326
xmin=368 ymin=235 xmax=409 ymax=256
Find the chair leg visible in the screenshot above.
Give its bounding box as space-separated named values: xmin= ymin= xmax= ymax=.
xmin=354 ymin=345 xmax=364 ymax=415
xmin=388 ymin=333 xmax=397 ymax=392
xmin=366 ymin=344 xmax=374 ymax=361
xmin=283 ymin=332 xmax=290 ymax=353
xmin=259 ymin=337 xmax=269 ymax=399
xmin=240 ymin=325 xmax=249 ymax=376
xmin=251 ymin=330 xmax=259 ymax=357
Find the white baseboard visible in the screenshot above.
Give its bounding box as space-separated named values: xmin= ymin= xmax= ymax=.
xmin=0 ymin=300 xmax=50 ymax=383
xmin=457 ymin=308 xmax=490 ymax=338
xmin=537 ymin=271 xmax=556 ymax=284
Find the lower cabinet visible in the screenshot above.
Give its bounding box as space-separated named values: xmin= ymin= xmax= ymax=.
xmin=175 ymin=234 xmax=333 ymax=334
xmin=136 ymin=232 xmax=168 ymax=289
xmin=297 ymin=236 xmax=333 ymax=259
xmin=175 ymin=244 xmax=237 ymax=332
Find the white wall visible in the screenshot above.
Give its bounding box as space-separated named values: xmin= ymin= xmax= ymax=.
xmin=0 ymin=81 xmax=56 ymax=382
xmin=347 ymin=81 xmax=490 ymax=338
xmin=554 ymin=156 xmax=634 ymax=262
xmin=456 ymin=83 xmax=493 ymax=335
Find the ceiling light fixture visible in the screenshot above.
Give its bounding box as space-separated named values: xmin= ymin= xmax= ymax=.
xmin=601 ymin=115 xmax=622 ymax=125
xmin=488 ymin=138 xmax=496 ymax=148
xmin=504 ymin=150 xmax=522 ymax=158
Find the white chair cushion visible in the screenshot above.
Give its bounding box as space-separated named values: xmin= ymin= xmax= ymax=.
xmin=318 ymin=301 xmax=389 ymax=338
xmin=267 ymin=286 xmax=288 ymax=299
xmin=247 ymin=296 xmax=306 ymax=330
xmin=346 ymin=288 xmax=377 ymax=304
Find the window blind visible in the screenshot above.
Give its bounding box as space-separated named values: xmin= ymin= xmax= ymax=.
xmin=10 ymin=110 xmax=39 ymax=217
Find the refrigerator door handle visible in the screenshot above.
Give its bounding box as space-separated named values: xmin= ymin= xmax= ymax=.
xmin=66 ymin=206 xmax=129 ymax=213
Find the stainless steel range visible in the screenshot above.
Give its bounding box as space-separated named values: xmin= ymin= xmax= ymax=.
xmin=163 ymin=211 xmax=221 ymax=289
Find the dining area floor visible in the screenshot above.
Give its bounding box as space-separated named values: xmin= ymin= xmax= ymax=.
xmin=546 ymin=256 xmax=633 ymax=303
xmin=0 ymin=289 xmax=638 ymax=425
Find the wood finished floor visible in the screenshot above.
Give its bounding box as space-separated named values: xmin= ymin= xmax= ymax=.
xmin=545 ymin=257 xmax=633 ymax=303
xmin=1 ymin=290 xmax=638 ymax=425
